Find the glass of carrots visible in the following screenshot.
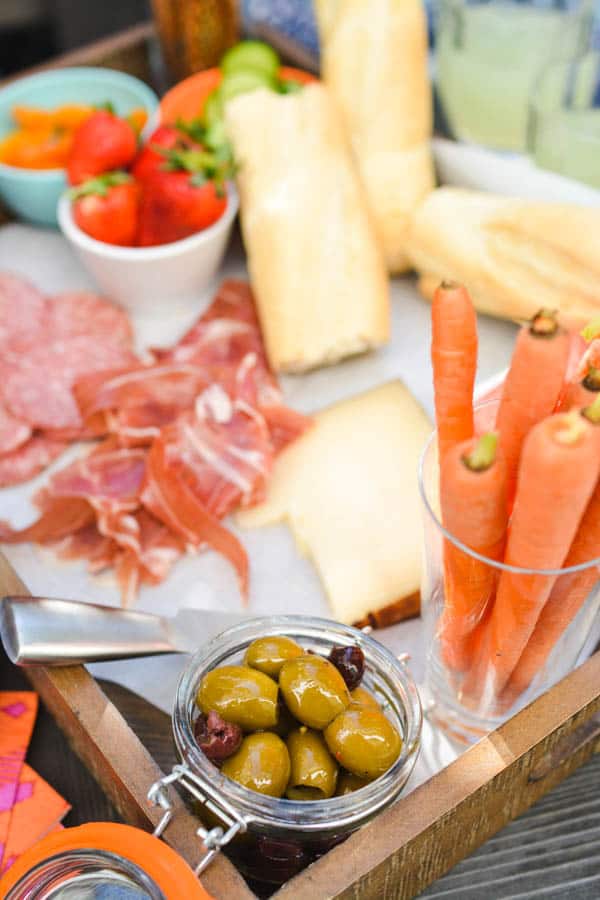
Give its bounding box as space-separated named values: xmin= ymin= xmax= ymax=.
xmin=420 ymin=282 xmax=600 ymax=745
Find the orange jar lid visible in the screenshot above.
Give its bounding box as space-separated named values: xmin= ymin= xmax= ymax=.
xmin=0 ymin=822 xmax=214 ymax=899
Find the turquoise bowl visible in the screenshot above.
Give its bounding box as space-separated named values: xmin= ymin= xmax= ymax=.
xmin=0 ymin=67 xmax=159 ymax=227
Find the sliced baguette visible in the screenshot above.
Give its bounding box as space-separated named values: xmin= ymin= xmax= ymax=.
xmin=224 ymin=84 xmax=390 ymax=373
xmin=406 ymin=187 xmax=600 ymax=325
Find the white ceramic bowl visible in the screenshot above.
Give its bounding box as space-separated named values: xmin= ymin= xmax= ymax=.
xmin=57 ymin=185 xmax=239 ymax=316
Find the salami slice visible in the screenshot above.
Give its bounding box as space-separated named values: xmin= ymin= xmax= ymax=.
xmin=0 ymin=435 xmax=67 ymax=488
xmin=0 ymin=272 xmax=47 ymax=352
xmin=0 ymin=400 xmax=31 ymax=455
xmin=47 ymin=291 xmax=133 ymax=347
xmin=2 ymin=337 xmax=137 ymax=430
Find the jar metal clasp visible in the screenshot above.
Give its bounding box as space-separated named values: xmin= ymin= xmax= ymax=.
xmin=148 ymin=763 xmax=250 ymax=875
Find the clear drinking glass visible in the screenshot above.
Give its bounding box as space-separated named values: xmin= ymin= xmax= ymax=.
xmin=419 ymin=401 xmax=600 ymax=745
xmin=434 ymin=0 xmax=593 ymax=151
xmin=529 ymin=51 xmax=600 ymax=188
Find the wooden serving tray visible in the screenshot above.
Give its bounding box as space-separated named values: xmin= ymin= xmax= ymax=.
xmin=2 ymin=23 xmax=600 ymax=900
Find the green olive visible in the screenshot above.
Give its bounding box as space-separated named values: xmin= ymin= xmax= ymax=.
xmin=350 ymin=686 xmax=380 ymax=710
xmin=244 ymin=636 xmax=304 ymax=678
xmin=335 ymin=771 xmax=371 ymax=796
xmin=279 ymin=655 xmax=350 ymax=730
xmin=221 ymin=732 xmax=291 ymax=797
xmin=197 ymin=665 xmax=278 ymax=731
xmin=286 ymin=727 xmax=338 ymax=800
xmin=324 ymin=707 xmax=402 ymax=780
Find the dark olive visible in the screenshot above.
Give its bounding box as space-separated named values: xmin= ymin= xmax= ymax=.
xmin=349 ymin=686 xmax=380 ymax=710
xmin=335 ymin=771 xmax=371 ymax=796
xmin=197 ymin=664 xmax=278 ymax=731
xmin=269 ymin=696 xmax=298 ymax=738
xmin=279 ymin=654 xmax=350 ymax=730
xmin=245 ymin=635 xmax=304 ymax=678
xmin=286 ymin=727 xmax=338 ymax=800
xmin=194 ymin=710 xmax=242 ymax=763
xmin=324 ymin=706 xmax=402 ymax=780
xmin=221 ymin=732 xmax=291 ymax=797
xmin=328 ymin=645 xmax=365 ymax=691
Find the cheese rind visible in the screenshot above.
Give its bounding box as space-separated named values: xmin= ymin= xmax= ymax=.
xmin=236 ymin=382 xmax=432 ymax=624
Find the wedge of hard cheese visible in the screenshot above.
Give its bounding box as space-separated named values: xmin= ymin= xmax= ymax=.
xmin=236 ymin=381 xmax=431 ymax=626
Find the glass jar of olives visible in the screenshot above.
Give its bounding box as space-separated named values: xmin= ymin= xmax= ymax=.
xmin=151 ymin=616 xmax=421 ymax=887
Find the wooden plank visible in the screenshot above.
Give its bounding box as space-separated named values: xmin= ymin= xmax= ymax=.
xmin=273 ymin=654 xmax=600 ymax=899
xmin=0 ymin=22 xmax=156 ymax=87
xmin=421 ymin=750 xmax=600 ymax=898
xmin=0 ymin=555 xmax=255 ymax=900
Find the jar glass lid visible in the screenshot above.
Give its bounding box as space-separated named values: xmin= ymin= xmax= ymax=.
xmin=0 ymin=824 xmax=213 ymax=900
xmin=5 ymin=848 xmax=164 ymax=899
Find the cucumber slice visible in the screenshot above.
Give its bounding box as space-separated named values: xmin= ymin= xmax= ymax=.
xmin=203 ymin=120 xmax=229 ymax=153
xmin=278 ymin=79 xmax=303 ymax=95
xmin=221 ymin=41 xmax=280 ymax=80
xmin=220 ymin=69 xmax=276 ymax=104
xmin=203 ymin=88 xmax=224 ymax=128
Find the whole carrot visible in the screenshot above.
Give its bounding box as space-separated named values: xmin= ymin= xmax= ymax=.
xmin=431 ymin=281 xmax=478 ymax=461
xmin=439 ymin=432 xmax=507 ymax=672
xmin=477 ymin=407 xmax=600 ymax=701
xmin=502 ymin=396 xmax=600 ymax=702
xmin=496 ymin=309 xmax=570 ymax=503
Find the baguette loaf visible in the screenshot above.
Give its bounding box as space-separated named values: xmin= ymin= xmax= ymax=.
xmin=236 ymin=381 xmax=431 ymax=626
xmin=315 ymin=0 xmax=435 ymax=273
xmin=406 ymin=187 xmax=600 ymax=324
xmin=224 ymin=84 xmax=390 ymax=373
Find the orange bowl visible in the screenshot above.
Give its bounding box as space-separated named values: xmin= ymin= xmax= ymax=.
xmin=159 ymin=66 xmax=317 ymax=124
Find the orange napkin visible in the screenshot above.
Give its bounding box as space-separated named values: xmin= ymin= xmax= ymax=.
xmin=0 ymin=693 xmax=38 ymax=869
xmin=1 ymin=764 xmax=71 ymax=873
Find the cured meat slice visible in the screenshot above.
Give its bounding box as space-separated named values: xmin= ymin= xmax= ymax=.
xmin=159 ymin=385 xmax=274 ymax=518
xmin=47 ymin=446 xmax=146 ymax=506
xmin=46 ymin=291 xmax=133 ymax=347
xmin=0 ymin=272 xmax=47 ymax=352
xmin=157 ymin=281 xmax=312 ymax=451
xmin=50 ymin=522 xmax=117 ymax=573
xmin=0 ymin=496 xmax=94 ymax=542
xmin=74 ymin=364 xmax=209 ymax=438
xmin=142 ymin=438 xmax=249 ymax=597
xmin=0 ymin=435 xmax=67 ymax=488
xmin=0 ymin=401 xmax=31 ymax=456
xmin=2 ymin=336 xmax=137 ymax=430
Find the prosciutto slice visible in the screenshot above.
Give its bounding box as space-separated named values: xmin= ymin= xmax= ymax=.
xmin=0 ymin=277 xmax=309 ymax=606
xmin=142 ymin=438 xmax=249 ymax=597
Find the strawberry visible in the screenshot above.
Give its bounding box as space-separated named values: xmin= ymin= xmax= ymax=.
xmin=131 ymin=124 xmax=202 ymax=184
xmin=136 ymin=148 xmax=232 ymax=247
xmin=71 ymin=172 xmax=140 ymax=246
xmin=67 ymin=110 xmax=138 ymax=186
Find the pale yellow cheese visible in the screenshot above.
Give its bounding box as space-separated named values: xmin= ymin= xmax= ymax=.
xmin=236 ymin=382 xmax=432 ymax=624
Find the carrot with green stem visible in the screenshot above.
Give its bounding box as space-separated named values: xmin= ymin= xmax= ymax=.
xmin=439 ymin=432 xmax=508 ymax=672
xmin=502 ymin=395 xmax=600 ymax=704
xmin=558 ymin=322 xmax=600 ymax=410
xmin=431 ymin=281 xmax=478 ymax=462
xmin=470 ymin=405 xmax=600 ymax=705
xmin=496 ymin=308 xmax=570 ymax=504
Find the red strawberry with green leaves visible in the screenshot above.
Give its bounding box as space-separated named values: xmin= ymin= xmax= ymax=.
xmin=71 ymin=171 xmax=139 ymax=246
xmin=67 ymin=110 xmax=138 ymax=186
xmin=136 ymin=148 xmax=232 ymax=247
